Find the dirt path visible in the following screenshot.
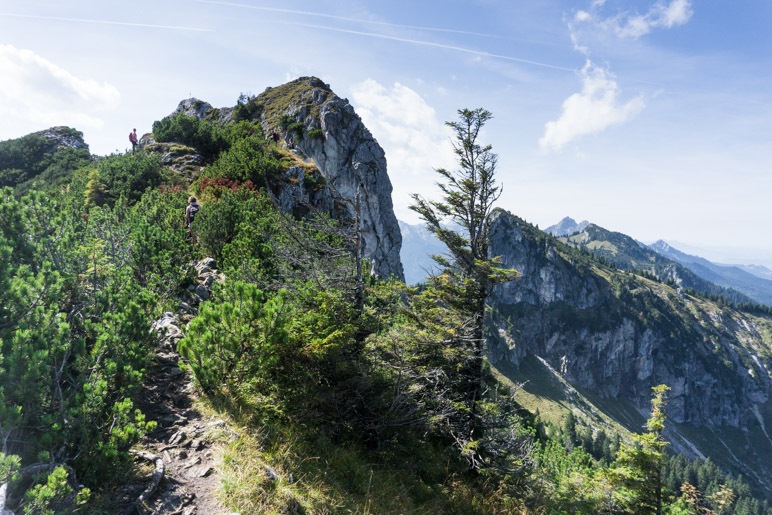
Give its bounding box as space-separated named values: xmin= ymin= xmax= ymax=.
xmin=118 ymin=260 xmax=233 ymax=515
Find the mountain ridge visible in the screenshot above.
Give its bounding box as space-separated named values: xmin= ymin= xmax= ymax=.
xmin=546 ymin=216 xmax=771 ymax=307
xmin=650 ymin=239 xmax=772 ymax=306
xmin=488 ymin=209 xmax=772 ymax=496
xmin=152 ymin=77 xmax=405 ymax=280
xmin=2 ymin=79 xmax=770 ymax=511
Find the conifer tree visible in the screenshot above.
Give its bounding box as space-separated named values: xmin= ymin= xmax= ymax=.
xmin=612 ymin=384 xmax=671 ymax=514
xmin=409 ymin=108 xmax=518 ymax=468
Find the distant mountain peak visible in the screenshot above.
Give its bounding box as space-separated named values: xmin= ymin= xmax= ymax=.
xmin=546 ymin=216 xmax=590 ymax=237
xmin=650 ymin=240 xmax=705 ymax=264
xmin=650 ymin=239 xmax=682 ymax=256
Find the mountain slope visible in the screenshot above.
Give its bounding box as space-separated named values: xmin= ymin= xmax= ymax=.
xmin=152 ymin=77 xmax=404 ymax=280
xmin=486 ymin=209 xmax=772 ymax=498
xmin=554 ymin=221 xmax=759 ymax=306
xmin=651 ymin=240 xmax=772 ymax=306
xmin=0 ymin=126 xmax=92 ymax=193
xmin=740 ymin=264 xmax=772 ymax=281
xmin=398 ymin=220 xmax=444 ymax=285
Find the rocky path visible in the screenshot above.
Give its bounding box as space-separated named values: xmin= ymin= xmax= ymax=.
xmin=118 ymin=260 xmax=234 ymax=515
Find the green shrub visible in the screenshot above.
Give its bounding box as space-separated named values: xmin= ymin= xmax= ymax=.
xmin=278 ymin=114 xmax=294 ymax=130
xmin=287 ymin=122 xmax=305 ymax=139
xmin=0 ymin=133 xmax=51 ymax=187
xmin=225 ymin=120 xmax=266 ymax=144
xmin=127 ymin=188 xmax=192 ymax=299
xmin=88 ymin=152 xmax=165 ymax=207
xmin=192 ymin=188 xmax=274 ymax=264
xmin=233 ymin=93 xmax=261 ymax=122
xmin=0 ymin=130 xmax=91 ymax=193
xmin=178 ymin=281 xmax=290 ymax=394
xmin=199 ymin=135 xmax=283 ymax=188
xmin=22 ymin=466 xmax=90 ymax=515
xmin=152 ymin=113 xmax=229 ymax=160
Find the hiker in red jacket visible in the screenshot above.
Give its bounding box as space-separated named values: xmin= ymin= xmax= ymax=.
xmin=129 ymin=128 xmax=138 ymax=152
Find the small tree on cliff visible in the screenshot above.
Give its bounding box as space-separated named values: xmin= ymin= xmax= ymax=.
xmin=612 ymin=384 xmax=671 ymax=514
xmin=409 ymin=107 xmax=518 ymax=468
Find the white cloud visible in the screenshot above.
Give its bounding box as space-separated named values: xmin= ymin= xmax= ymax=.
xmin=539 ymin=62 xmax=645 ymax=151
xmin=656 ymin=0 xmax=693 ymax=28
xmin=575 ymin=0 xmax=693 ymax=39
xmin=350 ymin=80 xmax=455 ymax=222
xmin=617 ymin=0 xmax=693 ymax=38
xmin=0 ymin=44 xmax=120 ymax=138
xmin=574 ymin=10 xmax=592 ymax=23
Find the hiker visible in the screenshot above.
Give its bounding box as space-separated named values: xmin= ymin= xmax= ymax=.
xmin=129 ymin=128 xmax=139 ymax=153
xmin=185 ymin=196 xmax=200 ymax=229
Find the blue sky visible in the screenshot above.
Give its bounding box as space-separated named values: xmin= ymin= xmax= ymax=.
xmin=1 ymin=0 xmax=771 ymax=267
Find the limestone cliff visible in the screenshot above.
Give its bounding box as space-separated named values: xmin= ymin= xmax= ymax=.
xmin=486 ymin=209 xmax=772 ymax=491
xmin=164 ymin=78 xmax=404 ymax=280
xmin=253 ymin=77 xmax=403 ymax=280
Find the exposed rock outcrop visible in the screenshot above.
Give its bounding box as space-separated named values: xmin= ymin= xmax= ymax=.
xmin=142 ymin=140 xmax=205 ymax=179
xmin=257 ymin=78 xmax=403 ymax=280
xmin=164 ymin=77 xmax=404 ymax=280
xmin=486 ymin=209 xmax=772 ymax=489
xmin=36 ymin=126 xmax=89 ymax=152
xmin=173 ymin=98 xmax=233 ymax=126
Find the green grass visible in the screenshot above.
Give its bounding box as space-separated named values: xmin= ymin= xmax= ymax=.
xmin=492 ymin=353 xmax=643 ymax=440
xmin=256 ymin=78 xmax=327 ymax=134
xmin=216 ymin=425 xmax=529 ymax=514
xmin=196 ymin=394 xmax=530 ymax=514
xmin=586 ymin=241 xmax=619 ymax=255
xmin=492 ymin=354 xmax=569 ymax=425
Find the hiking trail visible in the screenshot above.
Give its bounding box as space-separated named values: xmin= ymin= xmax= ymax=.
xmin=117 ymin=259 xmax=236 ymax=515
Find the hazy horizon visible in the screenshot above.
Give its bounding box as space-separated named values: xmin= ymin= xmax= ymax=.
xmin=399 ymin=216 xmax=772 ymax=271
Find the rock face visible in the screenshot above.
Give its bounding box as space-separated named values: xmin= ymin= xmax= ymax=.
xmin=255 ymin=77 xmax=403 ymax=280
xmin=165 ymin=77 xmax=404 ymax=280
xmin=545 ymin=216 xmax=590 ymax=237
xmin=486 ymin=209 xmax=772 ymax=487
xmin=37 ymin=126 xmax=90 ymax=151
xmin=173 ymin=98 xmax=234 ymax=125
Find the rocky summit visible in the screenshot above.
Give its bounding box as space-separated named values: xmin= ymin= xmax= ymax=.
xmin=163 ymin=77 xmax=404 ymax=280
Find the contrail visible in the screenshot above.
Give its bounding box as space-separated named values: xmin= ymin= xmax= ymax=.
xmin=0 ymin=12 xmax=214 ymax=32
xmin=194 ymin=0 xmax=509 ymax=39
xmin=297 ymin=23 xmax=579 ymax=73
